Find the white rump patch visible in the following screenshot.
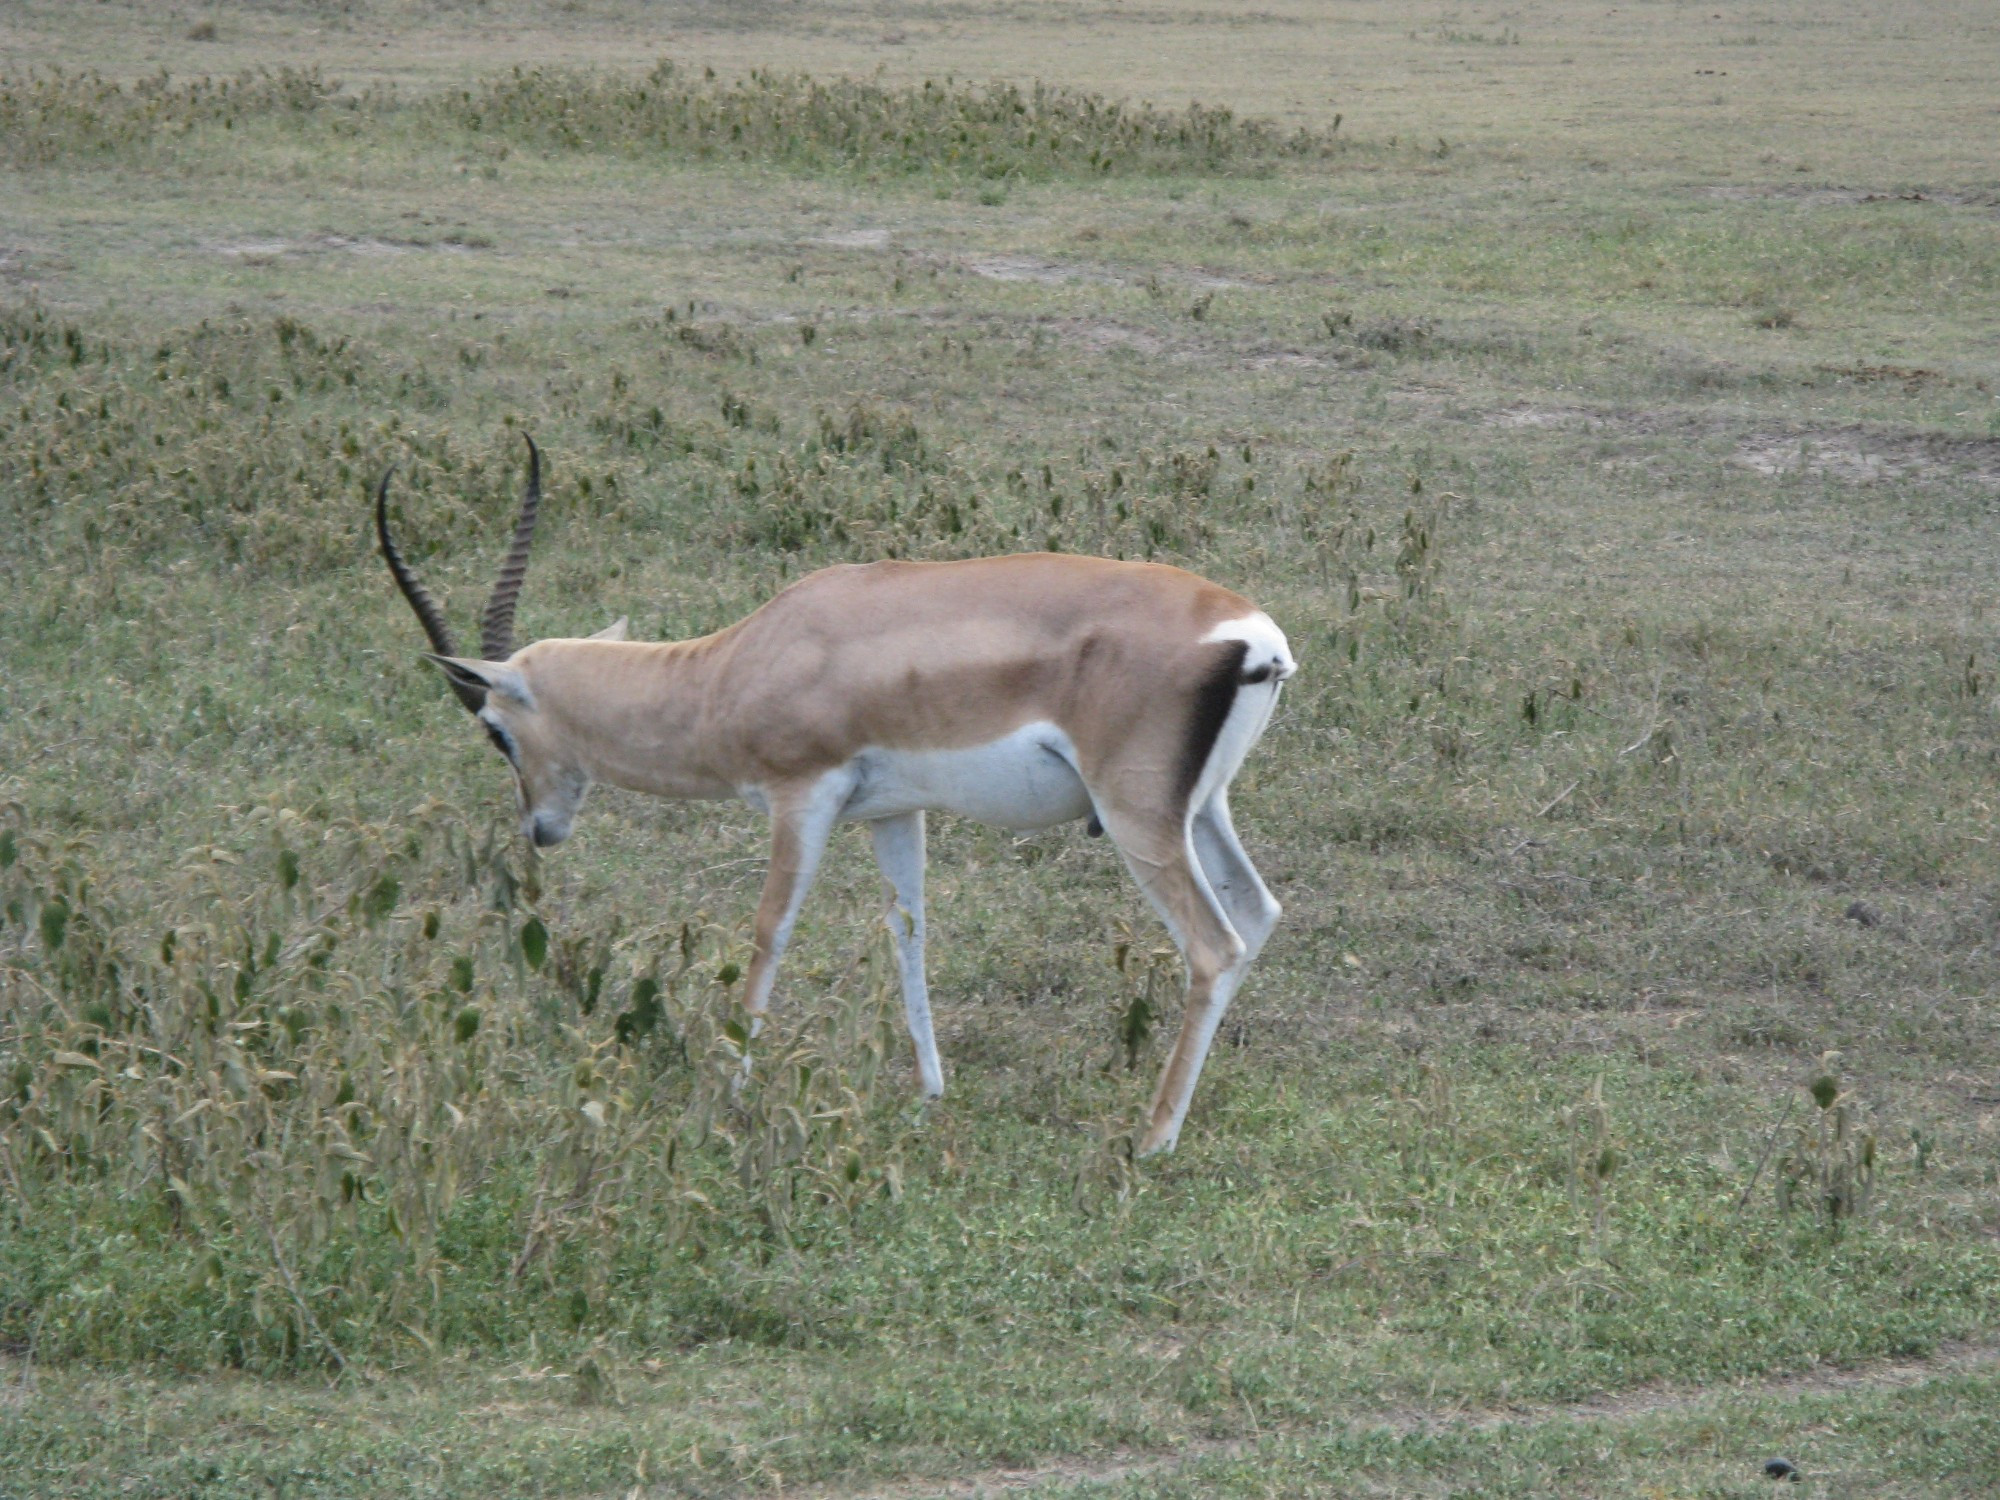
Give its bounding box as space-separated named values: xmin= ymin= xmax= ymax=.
xmin=1185 ymin=612 xmax=1294 ymax=815
xmin=1202 ymin=611 xmax=1296 ymax=682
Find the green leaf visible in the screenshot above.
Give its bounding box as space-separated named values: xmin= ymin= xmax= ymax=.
xmin=521 ymin=916 xmax=548 ymax=971
xmin=455 ymin=1006 xmax=481 ymax=1043
xmin=361 ymin=872 xmax=400 ymax=924
xmin=615 ymin=975 xmax=662 ymax=1045
xmin=39 ymin=896 xmax=68 ymax=951
xmin=277 ymin=847 xmax=299 ymax=891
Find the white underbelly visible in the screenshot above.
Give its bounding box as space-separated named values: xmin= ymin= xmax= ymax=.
xmin=839 ymin=722 xmax=1093 ymax=831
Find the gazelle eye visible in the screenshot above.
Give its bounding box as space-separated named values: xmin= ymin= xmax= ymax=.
xmin=482 ymin=722 xmax=518 ymax=764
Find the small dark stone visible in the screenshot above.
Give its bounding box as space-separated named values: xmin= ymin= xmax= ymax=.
xmin=1764 ymin=1456 xmax=1800 ymax=1481
xmin=1843 ymin=900 xmax=1881 ymax=928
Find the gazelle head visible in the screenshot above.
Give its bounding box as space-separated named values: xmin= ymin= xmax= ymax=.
xmin=422 ymin=650 xmax=594 ymax=849
xmin=377 ymin=437 xmax=621 ymax=848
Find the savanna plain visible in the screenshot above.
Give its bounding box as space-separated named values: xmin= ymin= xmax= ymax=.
xmin=2 ymin=2 xmax=1999 ymax=1496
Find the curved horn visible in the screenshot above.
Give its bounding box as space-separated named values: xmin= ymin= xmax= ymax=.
xmin=480 ymin=435 xmax=543 ymax=663
xmin=376 ymin=466 xmax=483 ymax=713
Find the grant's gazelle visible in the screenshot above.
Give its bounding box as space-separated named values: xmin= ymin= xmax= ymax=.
xmin=378 ymin=440 xmax=1294 ymax=1153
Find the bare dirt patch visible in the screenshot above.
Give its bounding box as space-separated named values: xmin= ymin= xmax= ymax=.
xmin=806 ymin=226 xmax=1259 ymax=295
xmin=812 ymin=228 xmax=895 ymax=249
xmin=1054 ymin=317 xmax=1169 ymax=355
xmin=956 ymin=254 xmax=1255 ymax=291
xmin=1484 ymin=403 xmax=1594 ymax=429
xmin=963 ymin=253 xmax=1123 ymax=285
xmin=1699 ymin=184 xmax=2000 ymax=211
xmin=1242 ymin=348 xmax=1326 ymax=370
xmin=1733 ymin=427 xmax=2000 ymax=485
xmin=209 ymin=238 xmax=296 ymax=262
xmin=207 ymin=234 xmax=483 ymax=262
xmin=1043 ymin=319 xmax=1330 ymax=372
xmin=1467 ymin=402 xmax=2000 ymax=486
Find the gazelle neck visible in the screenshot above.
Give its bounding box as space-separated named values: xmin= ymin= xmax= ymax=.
xmin=516 ymin=637 xmax=736 ymax=801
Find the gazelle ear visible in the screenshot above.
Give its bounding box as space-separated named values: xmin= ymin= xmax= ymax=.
xmin=421 ymin=653 xmax=532 ymax=708
xmin=588 ymin=616 xmax=630 ymax=642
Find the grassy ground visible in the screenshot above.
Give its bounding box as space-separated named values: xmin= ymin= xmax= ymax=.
xmin=3 ymin=2 xmax=1999 ymax=1496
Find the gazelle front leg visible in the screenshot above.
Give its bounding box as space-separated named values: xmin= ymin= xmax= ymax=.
xmin=742 ymin=772 xmax=853 ymax=1025
xmin=868 ymin=810 xmax=945 ymax=1098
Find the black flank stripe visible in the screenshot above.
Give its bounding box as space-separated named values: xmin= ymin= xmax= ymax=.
xmin=1176 ymin=641 xmax=1251 ymax=806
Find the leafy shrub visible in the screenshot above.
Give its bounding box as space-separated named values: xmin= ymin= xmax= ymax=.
xmin=0 ymin=305 xmax=636 ymax=580
xmin=0 ymin=62 xmax=1337 ymax=181
xmin=0 ymin=800 xmax=912 ymax=1370
xmin=442 ymin=62 xmax=1334 ymax=180
xmin=0 ymin=66 xmax=358 ymax=168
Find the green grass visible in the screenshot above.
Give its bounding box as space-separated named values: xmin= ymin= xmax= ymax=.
xmin=4 ymin=1 xmax=2000 ymax=1494
xmin=1083 ymin=1362 xmax=2000 ymax=1498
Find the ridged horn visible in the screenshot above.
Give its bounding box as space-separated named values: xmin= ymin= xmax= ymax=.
xmin=376 ymin=465 xmax=484 ymax=713
xmin=480 ymin=435 xmax=543 ymax=664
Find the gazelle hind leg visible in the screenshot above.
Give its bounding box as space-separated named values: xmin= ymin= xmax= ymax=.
xmin=1175 ymin=669 xmax=1282 ymax=961
xmin=1190 ymin=791 xmax=1281 ymax=965
xmin=1099 ymin=672 xmax=1285 ymax=1154
xmin=868 ymin=810 xmax=945 ymax=1098
xmin=1096 ymin=802 xmax=1247 ymax=1157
